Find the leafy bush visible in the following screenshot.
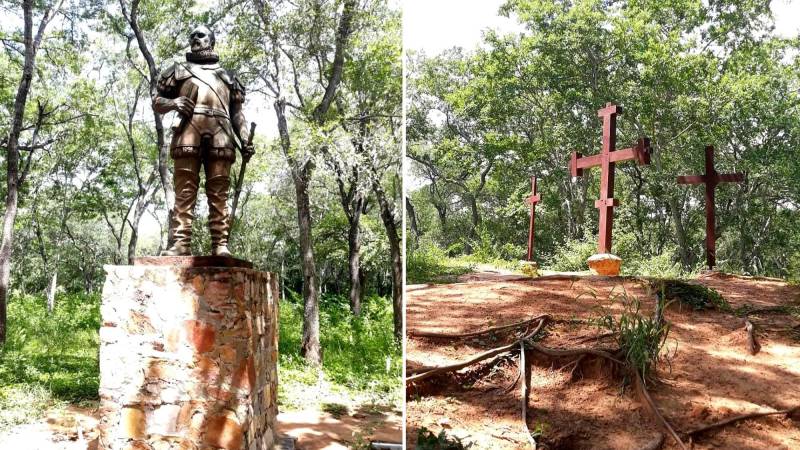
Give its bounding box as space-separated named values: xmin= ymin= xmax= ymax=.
xmin=547 ymin=237 xmax=596 ymax=272
xmin=592 ymin=289 xmax=671 ymax=382
xmin=416 ymin=427 xmax=474 ymax=449
xmin=278 ymin=292 xmax=401 ymax=411
xmin=652 ymin=279 xmax=730 ymax=311
xmin=407 ymin=240 xmax=474 ymax=284
xmin=0 ymin=293 xmax=100 ymax=432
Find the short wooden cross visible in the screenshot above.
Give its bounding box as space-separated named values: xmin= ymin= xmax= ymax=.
xmin=570 ymin=102 xmax=651 ymax=254
xmin=526 ymin=176 xmax=541 ymax=261
xmin=677 ymin=145 xmax=745 ymax=269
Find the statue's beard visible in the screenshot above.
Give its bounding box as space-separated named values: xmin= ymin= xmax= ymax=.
xmin=186 ymin=46 xmax=219 ymax=63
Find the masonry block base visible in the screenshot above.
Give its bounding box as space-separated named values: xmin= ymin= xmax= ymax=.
xmin=98 ymin=260 xmax=278 ymax=450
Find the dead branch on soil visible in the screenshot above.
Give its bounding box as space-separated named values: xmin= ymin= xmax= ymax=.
xmin=634 ymin=371 xmax=687 ymax=450
xmin=685 ymin=405 xmax=800 ymax=439
xmin=745 ymin=320 xmax=761 ymax=355
xmin=572 ymin=332 xmax=615 ymax=344
xmin=525 ymin=342 xmax=624 ymax=365
xmin=520 ymin=340 xmax=537 ymax=449
xmin=640 ymin=433 xmax=665 ymax=450
xmin=408 ymin=314 xmax=550 ymax=339
xmin=406 ymin=318 xmax=549 ymax=384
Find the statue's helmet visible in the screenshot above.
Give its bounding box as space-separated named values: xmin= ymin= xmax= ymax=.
xmin=189 ymin=25 xmax=215 ymax=52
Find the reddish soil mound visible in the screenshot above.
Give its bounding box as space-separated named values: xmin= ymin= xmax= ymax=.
xmin=405 ymin=272 xmax=800 ymax=449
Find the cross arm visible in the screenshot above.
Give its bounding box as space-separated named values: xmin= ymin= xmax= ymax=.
xmin=677 ymin=175 xmax=706 ymax=184
xmin=717 ymin=172 xmax=745 ymax=183
xmin=610 ymin=137 xmax=651 ymax=165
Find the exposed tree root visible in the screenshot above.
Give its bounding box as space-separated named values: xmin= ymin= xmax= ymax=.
xmin=406 ymin=317 xmax=548 ymax=384
xmin=520 ymin=341 xmax=536 ymax=449
xmin=685 ymin=405 xmax=800 ymax=439
xmin=745 ymin=319 xmax=761 ymax=355
xmin=572 ymin=332 xmax=615 ymax=344
xmin=525 ymin=342 xmax=624 ymax=365
xmin=408 ymin=314 xmax=550 ymax=339
xmin=634 ymin=371 xmax=687 ymax=450
xmin=640 ymin=433 xmax=665 ymax=450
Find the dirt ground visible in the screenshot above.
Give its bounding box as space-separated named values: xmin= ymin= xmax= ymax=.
xmin=0 ymin=405 xmax=401 ymax=450
xmin=406 ymin=271 xmax=800 ymax=449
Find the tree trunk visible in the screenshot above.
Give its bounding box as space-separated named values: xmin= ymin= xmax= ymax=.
xmin=121 ymin=0 xmax=175 ymax=246
xmin=374 ymin=182 xmax=402 ymax=340
xmin=668 ymin=197 xmax=691 ymax=270
xmin=0 ymin=0 xmax=53 ymax=343
xmin=294 ymin=163 xmax=321 ymax=365
xmin=465 ymin=194 xmax=481 ymax=254
xmin=347 ymin=214 xmax=362 ymax=315
xmin=46 ymin=271 xmax=57 ymax=312
xmin=274 ymin=97 xmax=321 ymax=365
xmin=406 ymin=197 xmax=420 ymax=246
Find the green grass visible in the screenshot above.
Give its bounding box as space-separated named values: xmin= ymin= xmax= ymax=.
xmin=416 ymin=426 xmax=474 ymax=449
xmin=591 ymin=289 xmax=672 ymax=383
xmin=277 ymin=292 xmax=401 ymax=412
xmin=0 ymin=293 xmax=100 ymax=432
xmin=0 ymin=289 xmax=401 ymax=433
xmin=407 ymin=244 xmax=475 ymax=284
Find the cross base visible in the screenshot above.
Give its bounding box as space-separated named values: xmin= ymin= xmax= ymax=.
xmin=587 ymin=253 xmax=622 ymax=276
xmin=519 ymin=260 xmax=539 ymax=278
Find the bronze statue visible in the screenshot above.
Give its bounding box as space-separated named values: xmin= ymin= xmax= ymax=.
xmin=154 ymin=25 xmax=254 ymax=257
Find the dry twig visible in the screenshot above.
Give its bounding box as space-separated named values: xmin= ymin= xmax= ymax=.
xmin=745 ymin=319 xmax=761 ymax=355
xmin=409 ymin=314 xmax=550 ymax=339
xmin=406 ymin=318 xmax=548 ymax=384
xmin=685 ymin=405 xmax=800 ymax=438
xmin=634 ymin=371 xmax=687 ymax=450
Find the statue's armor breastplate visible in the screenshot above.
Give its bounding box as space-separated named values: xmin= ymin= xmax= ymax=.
xmin=172 ymin=63 xmax=236 ymax=149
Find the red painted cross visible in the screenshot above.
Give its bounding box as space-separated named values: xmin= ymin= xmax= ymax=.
xmin=526 ymin=176 xmax=541 ymax=261
xmin=677 ymin=145 xmax=745 ymax=270
xmin=570 ymin=102 xmax=651 ymax=254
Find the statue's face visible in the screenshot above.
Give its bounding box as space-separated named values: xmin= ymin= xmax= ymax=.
xmin=189 ymin=26 xmax=214 ymax=52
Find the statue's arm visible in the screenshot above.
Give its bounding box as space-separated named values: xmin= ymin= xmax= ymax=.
xmin=153 ymin=63 xmax=194 ymax=116
xmin=230 ymin=75 xmax=252 ymax=153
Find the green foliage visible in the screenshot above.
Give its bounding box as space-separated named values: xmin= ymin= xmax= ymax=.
xmin=406 ymin=240 xmax=474 ymax=284
xmin=546 ymin=235 xmax=597 ymax=272
xmin=278 ymin=292 xmax=401 ymax=410
xmin=416 ymin=427 xmax=474 ymax=449
xmin=0 ymin=293 xmax=100 ymax=432
xmin=592 ymin=290 xmax=671 ymax=382
xmin=407 ymin=0 xmax=800 ymax=279
xmin=653 ymin=279 xmax=730 ymax=312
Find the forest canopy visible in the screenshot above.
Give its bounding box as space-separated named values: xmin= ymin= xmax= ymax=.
xmin=407 ymin=0 xmax=800 ymax=279
xmin=0 ymin=0 xmax=402 ymax=361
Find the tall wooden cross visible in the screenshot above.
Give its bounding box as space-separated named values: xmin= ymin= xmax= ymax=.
xmin=526 ymin=176 xmax=541 ymax=261
xmin=570 ymin=102 xmax=651 ymax=254
xmin=677 ymin=145 xmax=745 ymax=270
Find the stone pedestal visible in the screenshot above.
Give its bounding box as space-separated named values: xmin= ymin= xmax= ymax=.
xmin=587 ymin=253 xmax=622 ymax=276
xmin=98 ymin=257 xmax=278 ymax=450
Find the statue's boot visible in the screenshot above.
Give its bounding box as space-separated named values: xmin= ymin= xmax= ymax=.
xmin=212 ymin=245 xmax=232 ymax=257
xmin=205 ymin=154 xmax=233 ymax=258
xmin=165 ymin=154 xmax=201 ymax=257
xmin=160 ymin=243 xmax=192 ymax=256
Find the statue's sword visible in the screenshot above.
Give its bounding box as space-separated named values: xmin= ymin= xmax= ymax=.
xmin=230 ymin=121 xmax=256 ymax=224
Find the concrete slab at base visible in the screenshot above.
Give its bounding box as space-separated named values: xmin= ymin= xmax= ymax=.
xmin=98 ymin=263 xmax=278 ymax=450
xmin=587 ymin=253 xmax=622 ymax=276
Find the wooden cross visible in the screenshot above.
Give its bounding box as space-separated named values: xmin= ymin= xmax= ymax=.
xmin=525 ymin=176 xmax=541 ymax=261
xmin=570 ymin=102 xmax=651 ymax=254
xmin=677 ymin=145 xmax=744 ymax=270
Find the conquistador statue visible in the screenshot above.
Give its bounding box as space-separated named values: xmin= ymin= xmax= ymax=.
xmin=154 ymin=25 xmax=254 ymax=257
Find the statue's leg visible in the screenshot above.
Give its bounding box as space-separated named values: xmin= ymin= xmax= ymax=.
xmin=162 ymin=149 xmax=201 ymax=256
xmin=205 ymin=147 xmax=234 ymax=257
